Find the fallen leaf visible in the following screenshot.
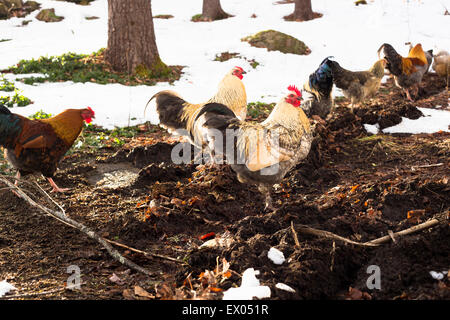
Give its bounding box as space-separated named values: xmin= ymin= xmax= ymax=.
xmin=122 ymin=289 xmax=134 ymax=300
xmin=134 ymin=285 xmax=154 ymax=299
xmin=109 ymin=273 xmax=123 ymax=285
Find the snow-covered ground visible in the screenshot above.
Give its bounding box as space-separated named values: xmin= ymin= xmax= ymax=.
xmin=0 ymin=0 xmax=449 ymax=130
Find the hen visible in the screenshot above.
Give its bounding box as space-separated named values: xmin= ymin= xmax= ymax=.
xmin=325 ymin=58 xmax=386 ymax=111
xmin=199 ymin=85 xmax=312 ymax=211
xmin=0 ymin=106 xmax=95 ymax=192
xmin=377 ymin=43 xmax=429 ymax=101
xmin=432 ymin=50 xmax=449 ymax=78
xmin=302 ymin=57 xmax=334 ymax=119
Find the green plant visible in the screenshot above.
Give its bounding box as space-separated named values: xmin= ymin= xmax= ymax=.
xmin=0 ymin=90 xmax=32 ymax=108
xmin=8 ymin=49 xmax=182 ymax=86
xmin=68 ymin=124 xmax=143 ymax=154
xmin=29 ymin=110 xmax=52 ymax=120
xmin=0 ymin=77 xmax=16 ymax=92
xmin=247 ymin=102 xmax=275 ymax=119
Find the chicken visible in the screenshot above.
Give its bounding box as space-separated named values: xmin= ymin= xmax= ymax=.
xmin=325 ymin=58 xmax=386 ymax=111
xmin=302 ymin=57 xmax=334 ymax=119
xmin=0 ymin=106 xmax=95 ymax=193
xmin=198 ymin=85 xmax=312 ymax=211
xmin=146 ymin=66 xmax=247 ymax=163
xmin=377 ymin=43 xmax=429 ymax=101
xmin=432 ymin=50 xmax=450 ymax=78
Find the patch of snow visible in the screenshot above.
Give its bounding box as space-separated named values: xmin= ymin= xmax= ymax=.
xmin=382 ymin=108 xmax=450 ymax=134
xmin=275 ymin=283 xmax=296 ymax=293
xmin=267 ymin=247 xmax=285 ymax=265
xmin=364 ymin=123 xmax=380 ymax=135
xmin=0 ymin=280 xmax=16 ymax=297
xmin=429 ymin=271 xmax=446 ymax=281
xmin=0 ymin=0 xmax=449 ymax=128
xmin=222 ymin=268 xmax=271 ymax=300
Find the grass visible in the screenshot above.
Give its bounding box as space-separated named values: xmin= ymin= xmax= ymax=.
xmin=7 ymin=49 xmax=183 ymax=86
xmin=247 ymin=102 xmax=275 ymax=120
xmin=0 ymin=77 xmax=33 ymax=108
xmin=214 ymin=52 xmax=261 ymax=69
xmin=29 ymin=110 xmax=52 ymax=120
xmin=0 ymin=77 xmax=15 ymax=92
xmin=69 ymin=124 xmax=142 ymax=154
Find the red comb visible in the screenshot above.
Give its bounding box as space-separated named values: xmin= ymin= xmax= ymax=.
xmin=234 ymin=66 xmax=243 ymax=72
xmin=288 ymin=85 xmax=301 ymax=97
xmin=87 ymin=106 xmax=95 ymax=116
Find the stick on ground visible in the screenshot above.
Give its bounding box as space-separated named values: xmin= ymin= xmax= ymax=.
xmin=0 ymin=176 xmax=153 ymax=276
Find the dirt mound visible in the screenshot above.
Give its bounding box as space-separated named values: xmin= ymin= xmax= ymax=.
xmin=0 ymin=72 xmax=448 ymax=300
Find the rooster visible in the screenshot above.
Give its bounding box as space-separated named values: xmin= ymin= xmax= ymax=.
xmin=147 ymin=66 xmax=247 ymax=163
xmin=302 ymin=57 xmax=334 ymax=119
xmin=0 ymin=106 xmax=95 ymax=193
xmin=325 ymin=58 xmax=386 ymax=111
xmin=377 ymin=43 xmax=429 ymax=101
xmin=198 ymin=85 xmax=312 ymax=211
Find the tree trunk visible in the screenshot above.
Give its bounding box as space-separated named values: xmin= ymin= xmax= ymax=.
xmin=202 ymin=0 xmax=230 ymax=21
xmin=286 ymin=0 xmax=315 ymax=21
xmin=105 ymin=0 xmax=166 ymax=75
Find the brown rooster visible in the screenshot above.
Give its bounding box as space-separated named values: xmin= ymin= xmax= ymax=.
xmin=0 ymin=106 xmax=95 ymax=192
xmin=377 ymin=43 xmax=430 ymax=101
xmin=198 ymin=85 xmax=312 ymax=211
xmin=147 ymin=66 xmax=247 ymax=163
xmin=325 ymin=58 xmax=386 ymax=111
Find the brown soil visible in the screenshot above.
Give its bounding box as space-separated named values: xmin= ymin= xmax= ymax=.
xmin=0 ymin=73 xmax=449 ymax=300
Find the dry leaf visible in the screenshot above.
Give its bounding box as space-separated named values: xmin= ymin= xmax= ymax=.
xmin=109 ymin=273 xmax=123 ymax=285
xmin=122 ymin=289 xmax=134 ymax=300
xmin=134 ymin=285 xmax=154 ymax=299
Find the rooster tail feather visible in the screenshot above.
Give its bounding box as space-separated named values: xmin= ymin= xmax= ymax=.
xmin=378 ymin=43 xmax=403 ymax=76
xmin=307 ymin=57 xmax=334 ymax=99
xmin=407 ymin=44 xmax=428 ymax=65
xmin=0 ymin=106 xmax=22 ymax=148
xmin=200 ymin=103 xmax=239 ymax=131
xmin=148 ymin=91 xmax=190 ymax=134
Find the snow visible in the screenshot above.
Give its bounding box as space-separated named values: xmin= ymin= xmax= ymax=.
xmin=0 ymin=0 xmax=449 ymax=129
xmin=0 ymin=280 xmax=16 ymax=297
xmin=275 ymin=283 xmax=296 ymax=293
xmin=222 ymin=268 xmax=271 ymax=300
xmin=364 ymin=123 xmax=380 ymax=135
xmin=429 ymin=270 xmax=448 ymax=281
xmin=382 ymin=108 xmax=450 ymax=134
xmin=267 ymin=247 xmax=285 ymax=265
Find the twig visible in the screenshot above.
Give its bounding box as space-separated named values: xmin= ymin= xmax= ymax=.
xmin=411 ymin=163 xmax=443 ymax=171
xmin=104 ymin=238 xmax=187 ymax=265
xmin=290 ymin=220 xmax=300 ymax=247
xmin=0 ymin=177 xmax=153 ymax=276
xmin=294 ymin=224 xmax=378 ymax=247
xmin=0 ymin=284 xmax=81 ymax=300
xmin=364 ymin=216 xmax=444 ymax=246
xmin=293 ymin=211 xmax=447 ymax=247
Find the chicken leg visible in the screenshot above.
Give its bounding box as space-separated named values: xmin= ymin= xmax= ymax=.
xmin=47 ymin=177 xmax=70 ymax=193
xmin=259 ymin=184 xmax=275 ymax=212
xmin=10 ymin=171 xmax=21 ymax=197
